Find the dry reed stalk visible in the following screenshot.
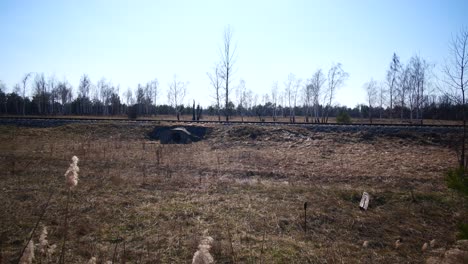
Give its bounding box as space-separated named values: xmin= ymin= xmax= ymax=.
xmin=18 ymin=240 xmax=34 ymax=264
xmin=192 ymin=235 xmax=214 ymax=264
xmin=17 ymin=192 xmax=53 ymax=264
xmin=227 ymin=226 xmax=236 ymax=264
xmin=260 ymin=230 xmax=266 ymax=263
xmin=87 ymin=257 xmax=97 ymax=264
xmin=38 ymin=226 xmax=48 ymax=262
xmin=58 ymin=188 xmax=71 ymax=264
xmin=304 ymin=202 xmax=308 ymax=234
xmin=122 ymin=241 xmax=126 ymax=264
xmin=155 ymin=146 xmax=161 ymax=165
xmin=59 ymin=156 xmax=79 ymax=264
xmin=111 ymin=241 xmax=119 ymax=263
xmin=0 ymin=239 xmax=3 ymax=264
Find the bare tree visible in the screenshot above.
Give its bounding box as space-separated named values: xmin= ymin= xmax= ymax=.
xmin=14 ymin=83 xmax=21 ymax=94
xmin=136 ymin=84 xmax=145 ymax=115
xmin=21 ymin=73 xmax=32 ymax=115
xmin=271 ymin=82 xmax=278 ymax=121
xmin=167 ymin=75 xmax=187 ymax=121
xmin=397 ymin=64 xmax=410 ymax=120
xmin=323 ymin=63 xmax=348 ymax=123
xmin=253 ymin=93 xmax=259 ymax=111
xmin=386 ymin=53 xmax=401 ymax=119
xmin=150 ymin=79 xmax=159 ymax=114
xmin=0 ymin=81 xmax=6 ymax=114
xmin=78 ymin=75 xmax=91 ymax=98
xmin=125 ymin=87 xmax=134 ymax=106
xmin=263 ymin=93 xmax=270 ymax=105
xmin=284 ymin=73 xmax=296 ymax=123
xmin=303 ymin=81 xmax=313 ymax=123
xmin=143 ymin=82 xmax=154 ymax=115
xmin=443 ymin=28 xmax=468 ymax=168
xmin=292 ymin=78 xmax=301 ymax=123
xmin=364 ymin=79 xmax=378 ymax=124
xmin=207 ymin=64 xmax=223 ymax=121
xmin=97 ymin=78 xmax=113 ymax=115
xmin=48 ymin=75 xmax=57 ymax=114
xmin=33 ymin=73 xmax=46 ymax=115
xmin=0 ymin=81 xmax=5 ymax=113
xmin=220 ymin=25 xmax=237 ymax=121
xmin=405 ymin=55 xmax=428 ymax=122
xmin=137 ymin=79 xmax=158 ymax=115
xmin=56 ymin=81 xmax=72 ymax=114
xmin=310 ymin=69 xmax=326 ymax=123
xmin=244 ymin=89 xmax=253 ymax=118
xmin=279 ymin=91 xmax=285 ymax=118
xmin=78 ymin=74 xmax=92 ymax=114
xmin=378 ymin=82 xmax=386 ymax=119
xmin=236 ymin=79 xmax=247 ymax=122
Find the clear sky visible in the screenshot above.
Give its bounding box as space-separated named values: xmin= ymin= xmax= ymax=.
xmin=0 ymin=0 xmax=466 ymax=107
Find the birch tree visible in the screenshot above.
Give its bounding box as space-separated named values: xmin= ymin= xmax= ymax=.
xmin=292 ymin=78 xmax=302 ymax=123
xmin=167 ymin=75 xmax=187 ymax=121
xmin=21 ymin=73 xmax=32 ymax=115
xmin=397 ymin=65 xmax=410 ymax=120
xmin=323 ymin=63 xmax=348 ymax=123
xmin=78 ymin=74 xmax=92 ymax=114
xmin=386 ymin=53 xmax=401 ymax=119
xmin=271 ymin=82 xmax=278 ymax=121
xmin=310 ymin=69 xmax=326 ymax=123
xmin=208 ymin=64 xmax=223 ymax=121
xmin=236 ymin=79 xmax=247 ymax=122
xmin=443 ymin=28 xmax=468 ymax=168
xmin=303 ymin=81 xmax=313 ymax=123
xmin=364 ymin=79 xmax=378 ymax=124
xmin=378 ymin=82 xmax=386 ymax=119
xmin=284 ymin=73 xmax=296 ymax=123
xmin=220 ymin=25 xmax=237 ymax=121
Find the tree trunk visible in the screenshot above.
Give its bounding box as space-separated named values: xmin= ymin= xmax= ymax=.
xmin=462 ymin=88 xmax=466 ymax=168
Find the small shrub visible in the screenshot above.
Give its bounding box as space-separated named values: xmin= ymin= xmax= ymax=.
xmin=336 ymin=111 xmax=351 ymax=124
xmin=458 ymin=223 xmax=468 ymax=239
xmin=445 ymin=167 xmax=468 ymax=196
xmin=446 ymin=167 xmax=468 ymax=240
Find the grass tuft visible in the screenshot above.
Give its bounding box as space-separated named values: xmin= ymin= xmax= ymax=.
xmin=445 ymin=166 xmax=468 ymax=196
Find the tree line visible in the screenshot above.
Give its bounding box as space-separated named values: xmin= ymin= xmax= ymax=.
xmin=0 ymin=70 xmax=463 ymax=122
xmin=0 ymin=27 xmax=466 ymax=125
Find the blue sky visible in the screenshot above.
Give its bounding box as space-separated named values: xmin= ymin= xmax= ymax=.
xmin=0 ymin=0 xmax=466 ymax=107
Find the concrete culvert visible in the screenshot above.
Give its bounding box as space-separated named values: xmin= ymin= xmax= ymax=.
xmin=149 ymin=126 xmax=210 ymax=144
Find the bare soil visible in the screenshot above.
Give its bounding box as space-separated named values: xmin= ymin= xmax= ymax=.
xmin=0 ymin=122 xmax=466 ymax=263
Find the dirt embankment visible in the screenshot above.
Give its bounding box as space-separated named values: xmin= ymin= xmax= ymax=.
xmin=208 ymin=124 xmax=460 ymax=147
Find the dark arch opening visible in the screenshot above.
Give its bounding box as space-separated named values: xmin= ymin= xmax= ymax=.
xmin=171 ymin=132 xmax=182 ymax=143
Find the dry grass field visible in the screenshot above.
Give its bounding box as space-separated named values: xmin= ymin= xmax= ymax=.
xmin=0 ymin=122 xmax=466 ymax=263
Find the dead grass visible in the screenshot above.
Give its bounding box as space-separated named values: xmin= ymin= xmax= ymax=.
xmin=0 ymin=122 xmax=466 ymax=263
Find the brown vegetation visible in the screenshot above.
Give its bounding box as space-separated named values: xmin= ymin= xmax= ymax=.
xmin=0 ymin=122 xmax=466 ymax=263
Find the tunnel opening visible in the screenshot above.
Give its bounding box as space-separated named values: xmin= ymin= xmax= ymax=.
xmin=171 ymin=131 xmax=182 ymax=143
xmin=149 ymin=126 xmax=209 ymax=144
